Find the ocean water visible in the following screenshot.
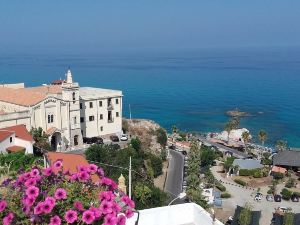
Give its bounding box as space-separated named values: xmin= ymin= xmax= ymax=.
xmin=0 ymin=48 xmax=300 ymax=147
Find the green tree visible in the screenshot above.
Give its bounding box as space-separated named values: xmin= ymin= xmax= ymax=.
xmin=156 ymin=128 xmax=168 ymax=148
xmin=242 ymin=131 xmax=251 ymax=153
xmin=258 ymin=130 xmax=267 ymax=146
xmin=30 ymin=127 xmax=51 ymax=151
xmin=224 ymin=119 xmax=239 ymax=143
xmin=201 ymin=147 xmax=216 ymax=168
xmin=172 ymin=125 xmax=178 ymax=134
xmin=276 ymin=140 xmax=288 ymax=151
xmin=130 ymin=137 xmax=142 ymax=153
xmin=283 ymin=212 xmax=295 ymax=225
xmin=223 ymin=157 xmax=235 ymax=173
xmin=134 ymin=183 xmax=152 ymax=204
xmin=238 ymin=203 xmax=252 ymax=225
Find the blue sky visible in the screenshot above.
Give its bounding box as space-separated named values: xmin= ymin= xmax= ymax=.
xmin=0 ymin=1 xmax=299 ymax=54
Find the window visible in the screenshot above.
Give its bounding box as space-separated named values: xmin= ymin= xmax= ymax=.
xmin=80 ymin=117 xmax=84 ymax=123
xmin=73 ymin=116 xmax=77 ymax=124
xmin=116 ymin=112 xmax=119 ymax=117
xmin=100 ymin=126 xmax=103 ymax=132
xmin=80 ymin=103 xmax=82 ymax=109
xmin=89 ymin=116 xmax=95 ymax=121
xmin=116 ymin=98 xmax=119 ymax=104
xmin=10 ymin=137 xmax=12 ymax=143
xmin=89 ymin=102 xmax=93 ymax=108
xmin=72 ymin=92 xmax=76 ymax=104
xmin=48 ymin=114 xmax=54 ymax=123
xmin=100 ymin=114 xmax=103 ymax=120
xmin=99 ymin=101 xmax=102 ymax=107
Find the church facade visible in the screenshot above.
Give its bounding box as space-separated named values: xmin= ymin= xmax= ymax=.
xmin=0 ymin=70 xmax=123 ymax=151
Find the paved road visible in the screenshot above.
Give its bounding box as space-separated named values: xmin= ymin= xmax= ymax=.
xmin=196 ymin=136 xmax=249 ymax=159
xmin=165 ymin=150 xmax=185 ymax=197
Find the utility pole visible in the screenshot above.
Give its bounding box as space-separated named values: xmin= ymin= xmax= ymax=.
xmin=129 ymin=104 xmax=132 ymax=121
xmin=129 ymin=156 xmax=132 ymax=199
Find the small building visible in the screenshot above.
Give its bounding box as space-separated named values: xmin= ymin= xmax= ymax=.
xmin=0 ymin=124 xmax=34 ymax=154
xmin=273 ymin=151 xmax=300 ymax=169
xmin=271 ymin=166 xmax=287 ymax=174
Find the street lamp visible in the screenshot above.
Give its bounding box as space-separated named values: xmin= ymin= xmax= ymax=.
xmin=168 ymin=192 xmax=186 ymax=206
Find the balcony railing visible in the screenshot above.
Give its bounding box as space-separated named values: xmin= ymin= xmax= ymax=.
xmin=107 ymin=104 xmax=114 ymax=110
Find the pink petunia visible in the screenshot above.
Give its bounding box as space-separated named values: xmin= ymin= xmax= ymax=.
xmin=104 ymin=213 xmax=117 ymax=225
xmin=82 ymin=210 xmax=95 ymax=224
xmin=69 ymin=173 xmax=78 ymax=182
xmin=100 ymin=200 xmax=113 ymax=215
xmin=49 ymin=215 xmax=61 ymax=225
xmin=25 ymin=178 xmax=37 ymax=187
xmin=33 ymin=202 xmax=44 ymax=215
xmin=30 ymin=168 xmax=40 ymax=177
xmin=74 ymin=201 xmax=84 ymax=211
xmin=77 ymin=165 xmax=88 ymax=173
xmin=125 ymin=209 xmax=134 ymax=218
xmin=64 ymin=209 xmax=78 ymax=224
xmin=78 ymin=171 xmax=90 ymax=182
xmin=43 ymin=167 xmax=53 ymax=177
xmin=54 ymin=188 xmax=67 ymax=200
xmin=0 ymin=200 xmax=7 ymax=212
xmin=45 ymin=196 xmax=56 ymax=205
xmin=54 ymin=160 xmax=63 ymax=169
xmin=121 ymin=196 xmax=135 ymax=208
xmin=26 ymin=186 xmax=39 ymax=198
xmin=89 ymin=206 xmax=102 ymax=219
xmin=2 ymin=212 xmax=14 ymax=225
xmin=89 ymin=164 xmax=98 ymax=173
xmin=99 ymin=191 xmax=115 ymax=202
xmin=24 ymin=196 xmax=36 ymax=207
xmin=42 ymin=200 xmax=55 ymax=214
xmin=112 ymin=202 xmax=121 ymax=214
xmin=117 ymin=214 xmax=126 ymax=225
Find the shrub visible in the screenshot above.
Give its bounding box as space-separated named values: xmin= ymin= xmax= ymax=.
xmin=281 ymin=188 xmax=293 ymax=200
xmin=292 ymin=192 xmax=300 ymax=197
xmin=285 ymin=178 xmax=296 ymax=188
xmin=221 ymin=192 xmax=231 ymax=198
xmin=216 ymin=183 xmax=226 ymax=192
xmin=0 ymin=160 xmax=135 ymax=224
xmin=155 ymin=128 xmax=167 ymax=147
xmin=273 ymin=172 xmax=284 ymax=180
xmin=234 ymin=179 xmax=247 ymax=186
xmin=239 ymin=169 xmax=252 ymax=176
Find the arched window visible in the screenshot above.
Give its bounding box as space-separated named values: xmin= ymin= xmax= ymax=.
xmin=72 ymin=92 xmax=76 ymax=104
xmin=48 ymin=115 xmax=51 ymax=123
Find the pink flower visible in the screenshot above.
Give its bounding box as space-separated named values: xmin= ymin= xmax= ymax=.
xmin=121 ymin=196 xmax=135 ymax=208
xmin=49 ymin=215 xmax=61 ymax=225
xmin=104 ymin=213 xmax=117 ymax=225
xmin=55 ymin=188 xmax=67 ymax=200
xmin=77 ymin=165 xmax=87 ymax=173
xmin=45 ymin=197 xmax=56 ymax=205
xmin=99 ymin=191 xmax=115 ymax=202
xmin=24 ymin=196 xmax=36 ymax=207
xmin=117 ymin=215 xmax=126 ymax=225
xmin=78 ymin=171 xmax=90 ymax=182
xmin=3 ymin=212 xmax=14 ymax=225
xmin=82 ymin=210 xmax=95 ymax=224
xmin=54 ymin=160 xmax=63 ymax=169
xmin=34 ymin=202 xmax=44 ymax=215
xmin=100 ymin=200 xmax=113 ymax=215
xmin=74 ymin=201 xmax=84 ymax=211
xmin=97 ymin=167 xmax=105 ymax=177
xmin=43 ymin=167 xmax=53 ymax=176
xmin=112 ymin=202 xmax=121 ymax=214
xmin=64 ymin=210 xmax=78 ymax=224
xmin=89 ymin=206 xmax=102 ymax=219
xmin=69 ymin=173 xmax=78 ymax=181
xmin=0 ymin=200 xmax=7 ymax=212
xmin=125 ymin=209 xmax=134 ymax=218
xmin=42 ymin=200 xmax=55 ymax=214
xmin=26 ymin=186 xmax=39 ymax=198
xmin=25 ymin=178 xmax=37 ymax=187
xmin=30 ymin=169 xmax=40 ymax=177
xmin=89 ymin=164 xmax=98 ymax=173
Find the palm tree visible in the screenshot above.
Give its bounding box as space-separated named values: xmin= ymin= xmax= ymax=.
xmin=258 ymin=130 xmax=267 ymax=146
xmin=225 ymin=119 xmax=239 ymax=143
xmin=172 ymin=125 xmax=178 ymax=134
xmin=276 ymin=140 xmax=287 ymax=152
xmin=242 ymin=131 xmax=251 ymax=153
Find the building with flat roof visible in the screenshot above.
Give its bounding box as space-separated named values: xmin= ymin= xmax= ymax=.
xmin=0 ymin=70 xmax=122 ymax=151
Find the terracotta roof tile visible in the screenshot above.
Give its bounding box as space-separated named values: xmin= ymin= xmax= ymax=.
xmin=0 ymin=130 xmax=13 ymax=142
xmin=6 ymin=145 xmax=25 ymax=153
xmin=0 ymin=85 xmax=62 ymax=106
xmin=46 ymin=152 xmax=99 ymax=182
xmin=0 ymin=124 xmax=34 ymax=142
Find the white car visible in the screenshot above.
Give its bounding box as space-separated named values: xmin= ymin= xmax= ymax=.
xmin=120 ymin=134 xmax=128 ymax=141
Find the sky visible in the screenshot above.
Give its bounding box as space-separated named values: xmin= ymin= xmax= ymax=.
xmin=0 ymin=1 xmax=300 ymax=54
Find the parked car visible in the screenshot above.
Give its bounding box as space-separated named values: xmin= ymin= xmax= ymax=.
xmin=291 ymin=194 xmax=299 ymax=202
xmin=254 ymin=195 xmax=262 ymax=201
xmin=274 ymin=194 xmax=282 ymax=202
xmin=110 ymin=135 xmax=119 ymax=142
xmin=181 ymin=151 xmax=187 ymax=155
xmin=83 ymin=137 xmax=103 ymax=144
xmin=266 ymin=194 xmax=274 ymax=202
xmin=120 ymin=134 xmax=128 ymax=141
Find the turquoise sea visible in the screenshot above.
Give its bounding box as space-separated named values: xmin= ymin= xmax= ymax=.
xmin=0 ymin=48 xmax=300 ymax=147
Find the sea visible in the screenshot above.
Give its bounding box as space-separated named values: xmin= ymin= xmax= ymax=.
xmin=0 ymin=47 xmax=300 ymax=148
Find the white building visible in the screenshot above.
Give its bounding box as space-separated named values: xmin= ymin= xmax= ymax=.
xmin=0 ymin=124 xmax=34 ymax=154
xmin=126 ymin=203 xmax=224 ymax=225
xmin=0 ymin=70 xmax=123 ymax=151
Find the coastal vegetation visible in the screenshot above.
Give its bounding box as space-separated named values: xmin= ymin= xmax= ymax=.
xmin=242 ymin=131 xmax=251 ymax=153
xmin=224 ymin=118 xmax=239 ymax=142
xmin=85 ymin=140 xmax=168 ymax=210
xmin=258 ymin=130 xmax=267 ymax=146
xmin=276 ymin=140 xmax=288 ymax=151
